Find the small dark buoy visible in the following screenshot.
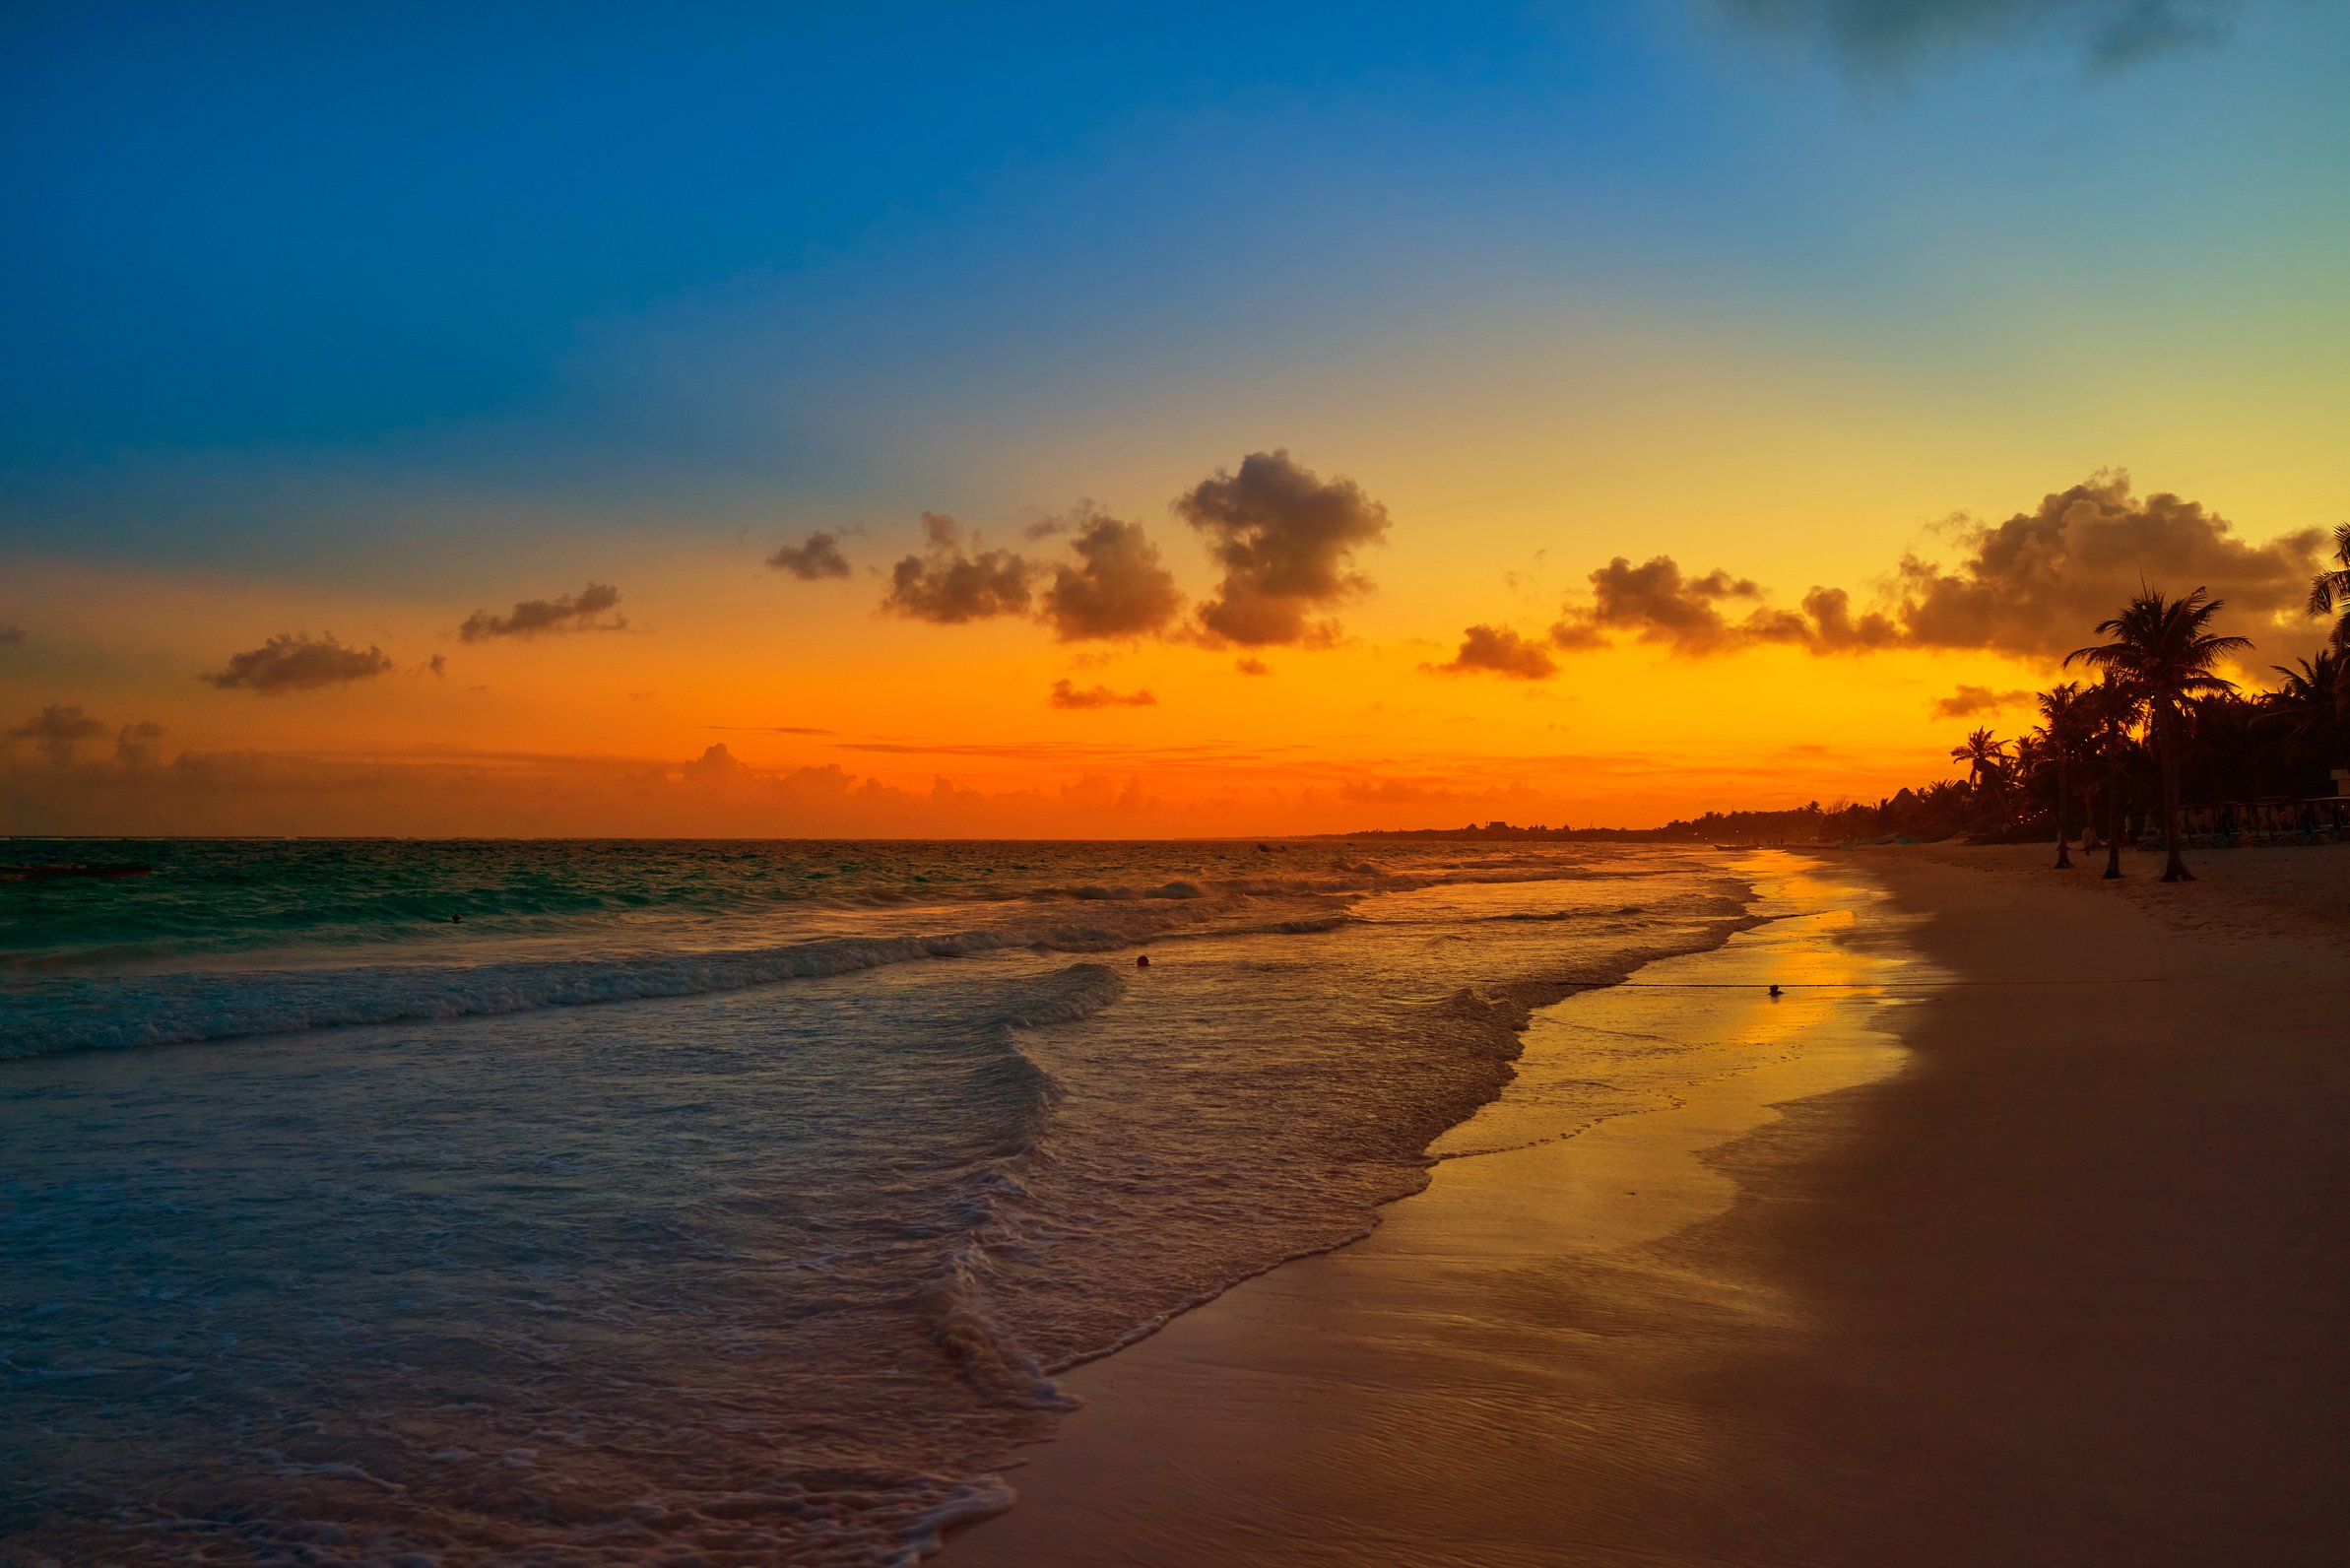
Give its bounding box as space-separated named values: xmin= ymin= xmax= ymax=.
xmin=450 ymin=914 xmax=464 ymax=924
xmin=1767 ymin=983 xmax=1782 ymax=998
xmin=1136 ymin=954 xmax=1150 ymax=968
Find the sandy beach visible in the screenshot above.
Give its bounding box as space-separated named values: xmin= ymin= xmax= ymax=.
xmin=947 ymin=844 xmax=2350 ymax=1567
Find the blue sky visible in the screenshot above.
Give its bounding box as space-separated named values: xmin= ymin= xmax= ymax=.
xmin=8 ymin=1 xmax=2343 ymax=573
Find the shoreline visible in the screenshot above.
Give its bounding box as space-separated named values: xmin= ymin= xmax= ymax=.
xmin=946 ymin=846 xmax=2350 ymax=1565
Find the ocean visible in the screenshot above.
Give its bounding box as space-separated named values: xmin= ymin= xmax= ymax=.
xmin=0 ymin=838 xmax=1758 ymax=1565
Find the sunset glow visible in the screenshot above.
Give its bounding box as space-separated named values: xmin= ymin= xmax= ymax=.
xmin=5 ymin=3 xmax=2344 ymax=836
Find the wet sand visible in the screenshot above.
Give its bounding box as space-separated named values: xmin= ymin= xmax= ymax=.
xmin=947 ymin=846 xmax=2350 ymax=1566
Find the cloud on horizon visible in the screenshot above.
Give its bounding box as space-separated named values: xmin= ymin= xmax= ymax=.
xmin=460 ymin=582 xmax=626 ymax=641
xmin=1176 ymin=449 xmax=1389 ymax=647
xmin=205 ymin=632 xmax=396 ymax=693
xmin=768 ymin=531 xmax=854 ymax=580
xmin=1425 ymin=623 xmax=1561 ymax=680
xmin=881 ymin=512 xmax=1039 ymax=623
xmin=1048 ymin=678 xmax=1158 ymax=709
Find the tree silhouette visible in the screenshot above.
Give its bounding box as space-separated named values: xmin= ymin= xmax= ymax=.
xmin=2067 ymin=589 xmax=2250 ymax=882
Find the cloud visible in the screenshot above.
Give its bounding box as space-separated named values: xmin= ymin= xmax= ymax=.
xmin=1886 ymin=473 xmax=2318 ymax=657
xmin=1716 ymin=0 xmax=2240 ymax=72
xmin=424 ymin=653 xmax=447 ymax=678
xmin=1541 ymin=474 xmax=2317 ymax=663
xmin=7 ymin=704 xmax=108 ymax=763
xmin=1930 ymin=685 xmax=2034 ymax=719
xmin=116 ymin=720 xmax=166 ymax=767
xmin=0 ymin=624 xmax=24 ymax=644
xmin=1550 ymin=556 xmax=1771 ymax=654
xmin=768 ymin=531 xmax=853 ymax=580
xmin=1426 ymin=624 xmax=1561 ymax=680
xmin=881 ymin=512 xmax=1037 ymax=623
xmin=1176 ymin=449 xmax=1390 ymax=646
xmin=205 ymin=632 xmax=396 ymax=693
xmin=706 ymin=724 xmax=838 ymax=736
xmin=459 ymin=582 xmax=626 ymax=641
xmin=1235 ymin=657 xmax=1272 ymax=676
xmin=1048 ymin=679 xmax=1157 ymax=709
xmin=1789 ymin=585 xmax=1905 ymax=650
xmin=1039 ymin=512 xmax=1185 ymax=640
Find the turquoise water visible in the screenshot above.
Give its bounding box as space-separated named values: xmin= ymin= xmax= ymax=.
xmin=0 ymin=839 xmax=1753 ymax=1564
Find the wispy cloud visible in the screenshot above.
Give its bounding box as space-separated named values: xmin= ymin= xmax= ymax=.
xmin=706 ymin=724 xmax=838 ymax=736
xmin=1715 ymin=0 xmax=2242 ymax=73
xmin=459 ymin=582 xmax=625 ymax=641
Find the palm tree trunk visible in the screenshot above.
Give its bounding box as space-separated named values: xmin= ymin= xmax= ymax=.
xmin=2103 ymin=761 xmax=2125 ymax=879
xmin=2157 ymin=702 xmax=2192 ymax=882
xmin=2053 ymin=748 xmax=2072 ymax=868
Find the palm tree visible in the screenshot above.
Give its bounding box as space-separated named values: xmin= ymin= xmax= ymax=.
xmin=1948 ymin=727 xmax=2010 ymax=833
xmin=2066 ymin=588 xmax=2251 ymax=882
xmin=2264 ymin=650 xmax=2343 ymax=772
xmin=2037 ymin=683 xmax=2082 ymax=868
xmin=2309 ymin=523 xmax=2350 ymax=671
xmin=2077 ymin=674 xmax=2139 ymax=878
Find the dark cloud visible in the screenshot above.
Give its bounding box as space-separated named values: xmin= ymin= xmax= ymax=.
xmin=460 ymin=582 xmax=625 ymax=642
xmin=1550 ymin=556 xmax=1769 ymax=654
xmin=881 ymin=512 xmax=1038 ymax=624
xmin=1717 ymin=0 xmax=2239 ymax=71
xmin=424 ymin=654 xmax=447 ymax=678
xmin=1234 ymin=657 xmax=1272 ymax=676
xmin=7 ymin=704 xmax=107 ymax=763
xmin=1542 ymin=474 xmax=2317 ymax=663
xmin=1887 ymin=473 xmax=2318 ymax=657
xmin=768 ymin=532 xmax=853 ymax=581
xmin=115 ymin=720 xmax=166 ymax=767
xmin=1176 ymin=450 xmax=1390 ymax=646
xmin=1426 ymin=624 xmax=1561 ymax=680
xmin=1040 ymin=512 xmax=1185 ymax=641
xmin=0 ymin=624 xmax=24 ymax=644
xmin=1930 ymin=685 xmax=2034 ymax=719
xmin=205 ymin=632 xmax=395 ymax=693
xmin=1791 ymin=585 xmax=1904 ymax=650
xmin=1049 ymin=679 xmax=1157 ymax=710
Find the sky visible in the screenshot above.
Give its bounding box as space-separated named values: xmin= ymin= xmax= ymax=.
xmin=3 ymin=0 xmax=2346 ymax=835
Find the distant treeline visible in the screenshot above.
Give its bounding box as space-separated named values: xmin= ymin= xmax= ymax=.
xmin=1347 ymin=547 xmax=2350 ymax=869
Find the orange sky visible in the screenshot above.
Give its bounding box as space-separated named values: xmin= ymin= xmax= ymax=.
xmin=4 ymin=6 xmax=2345 ymax=836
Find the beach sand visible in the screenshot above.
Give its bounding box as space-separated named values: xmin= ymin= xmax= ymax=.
xmin=947 ymin=844 xmax=2350 ymax=1566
